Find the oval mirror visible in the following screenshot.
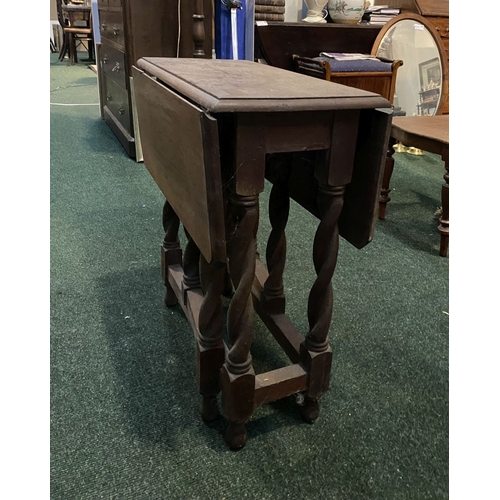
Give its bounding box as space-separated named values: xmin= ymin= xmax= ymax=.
xmin=371 ymin=13 xmax=449 ymax=116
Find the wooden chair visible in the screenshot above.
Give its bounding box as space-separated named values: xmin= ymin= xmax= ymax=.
xmin=56 ymin=0 xmax=94 ymax=65
xmin=56 ymin=0 xmax=70 ymax=62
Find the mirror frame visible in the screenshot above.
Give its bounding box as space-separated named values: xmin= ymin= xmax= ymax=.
xmin=370 ymin=13 xmax=449 ymax=116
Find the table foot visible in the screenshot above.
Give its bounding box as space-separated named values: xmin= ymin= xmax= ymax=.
xmin=220 ymin=364 xmax=255 ymax=450
xmin=164 ymin=282 xmax=178 ymax=307
xmin=438 ymin=232 xmax=449 ymax=257
xmin=200 ymin=395 xmax=220 ymax=422
xmin=225 ymin=422 xmax=247 ymax=450
xmin=299 ymin=397 xmax=320 ymax=423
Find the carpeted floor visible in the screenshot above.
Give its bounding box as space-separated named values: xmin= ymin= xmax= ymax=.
xmin=50 ymin=53 xmax=448 ymax=500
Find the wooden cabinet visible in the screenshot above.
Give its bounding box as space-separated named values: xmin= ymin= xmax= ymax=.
xmin=97 ymin=0 xmax=213 ymax=158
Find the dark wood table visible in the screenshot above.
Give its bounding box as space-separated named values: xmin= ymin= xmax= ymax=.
xmin=380 ymin=115 xmax=449 ymax=256
xmin=132 ymin=58 xmax=392 ymax=449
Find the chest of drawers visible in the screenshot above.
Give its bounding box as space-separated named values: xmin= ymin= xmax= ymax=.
xmin=97 ymin=0 xmax=213 ymax=159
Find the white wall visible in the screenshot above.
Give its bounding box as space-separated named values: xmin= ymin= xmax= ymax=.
xmin=285 ymin=0 xmax=304 ymax=22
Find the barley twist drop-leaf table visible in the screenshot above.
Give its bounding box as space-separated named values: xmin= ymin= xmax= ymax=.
xmin=132 ymin=58 xmax=392 ymax=449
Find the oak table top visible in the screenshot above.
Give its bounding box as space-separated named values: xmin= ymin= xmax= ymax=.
xmin=136 ymin=58 xmax=391 ymax=113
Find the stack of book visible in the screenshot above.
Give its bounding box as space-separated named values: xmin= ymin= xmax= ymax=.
xmin=364 ymin=5 xmax=401 ymax=25
xmin=254 ymin=0 xmax=286 ymax=22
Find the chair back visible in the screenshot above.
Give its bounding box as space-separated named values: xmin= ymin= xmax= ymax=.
xmin=56 ymin=0 xmax=69 ymax=28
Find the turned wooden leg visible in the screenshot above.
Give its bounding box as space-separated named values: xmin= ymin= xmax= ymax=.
xmin=68 ymin=33 xmax=76 ymax=65
xmin=221 ymin=193 xmax=259 ymax=449
xmin=438 ymin=147 xmax=449 ymax=257
xmin=197 ymin=255 xmax=225 ymax=422
xmin=192 ymin=0 xmax=205 ymax=58
xmin=59 ymin=32 xmax=69 ymax=61
xmin=262 ymin=162 xmax=291 ymax=315
xmin=161 ymin=200 xmax=182 ymax=307
xmin=379 ymin=136 xmax=396 ymax=220
xmin=182 ymin=228 xmax=201 ymax=302
xmin=299 ymin=183 xmax=345 ymax=423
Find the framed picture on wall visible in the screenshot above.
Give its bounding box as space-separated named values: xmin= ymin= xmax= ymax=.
xmin=419 ymin=57 xmax=441 ymax=88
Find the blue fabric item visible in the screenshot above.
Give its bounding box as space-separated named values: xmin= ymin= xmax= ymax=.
xmin=315 ymin=57 xmax=392 ymax=73
xmin=215 ymin=0 xmax=246 ymax=60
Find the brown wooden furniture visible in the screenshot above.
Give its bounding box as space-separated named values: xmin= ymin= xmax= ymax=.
xmin=255 ymin=22 xmax=383 ymax=70
xmin=381 ymin=115 xmax=449 ymax=256
xmin=96 ymin=0 xmax=213 ymax=159
xmin=292 ymin=55 xmax=403 ymax=105
xmin=133 ymin=58 xmax=392 ymax=449
xmin=56 ymin=0 xmax=70 ymax=61
xmin=374 ymin=0 xmax=449 ymax=112
xmin=372 ymin=13 xmax=449 ymax=220
xmin=292 ymin=52 xmax=403 ymax=226
xmin=58 ymin=1 xmax=94 ymax=65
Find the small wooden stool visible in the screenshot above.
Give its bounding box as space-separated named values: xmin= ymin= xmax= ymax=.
xmin=292 ymin=54 xmax=402 ymax=105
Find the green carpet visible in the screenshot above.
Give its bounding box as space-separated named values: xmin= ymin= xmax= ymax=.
xmin=50 ymin=54 xmax=448 ymax=500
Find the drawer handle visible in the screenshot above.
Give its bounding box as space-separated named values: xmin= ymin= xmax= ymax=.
xmin=112 ymin=62 xmax=121 ymax=73
xmin=113 ymin=25 xmax=120 ymax=35
xmin=101 ymin=21 xmax=107 ymax=30
xmin=103 ymin=55 xmax=108 ymax=64
xmin=435 ymin=26 xmax=449 ymax=34
xmin=107 ymin=94 xmax=112 ymax=101
xmin=118 ymin=106 xmax=125 ymax=115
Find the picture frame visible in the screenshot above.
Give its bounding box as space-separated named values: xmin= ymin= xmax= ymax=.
xmin=419 ymin=57 xmax=441 ymax=88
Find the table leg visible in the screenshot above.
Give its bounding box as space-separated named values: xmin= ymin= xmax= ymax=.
xmin=182 ymin=228 xmax=201 ymax=301
xmin=221 ymin=192 xmax=259 ymax=449
xmin=197 ymin=255 xmax=225 ymax=422
xmin=299 ymin=183 xmax=345 ymax=422
xmin=438 ymin=147 xmax=449 ymax=257
xmin=262 ymin=161 xmax=291 ymax=315
xmin=161 ymin=200 xmax=182 ymax=307
xmin=379 ymin=136 xmax=397 ymax=220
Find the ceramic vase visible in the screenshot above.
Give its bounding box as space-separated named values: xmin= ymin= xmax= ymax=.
xmin=328 ymin=0 xmax=369 ymax=24
xmin=303 ymin=0 xmax=328 ymax=23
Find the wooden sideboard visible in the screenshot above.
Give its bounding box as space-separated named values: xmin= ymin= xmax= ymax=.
xmin=255 ymin=22 xmax=382 ymax=71
xmin=97 ymin=0 xmax=213 ymax=158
